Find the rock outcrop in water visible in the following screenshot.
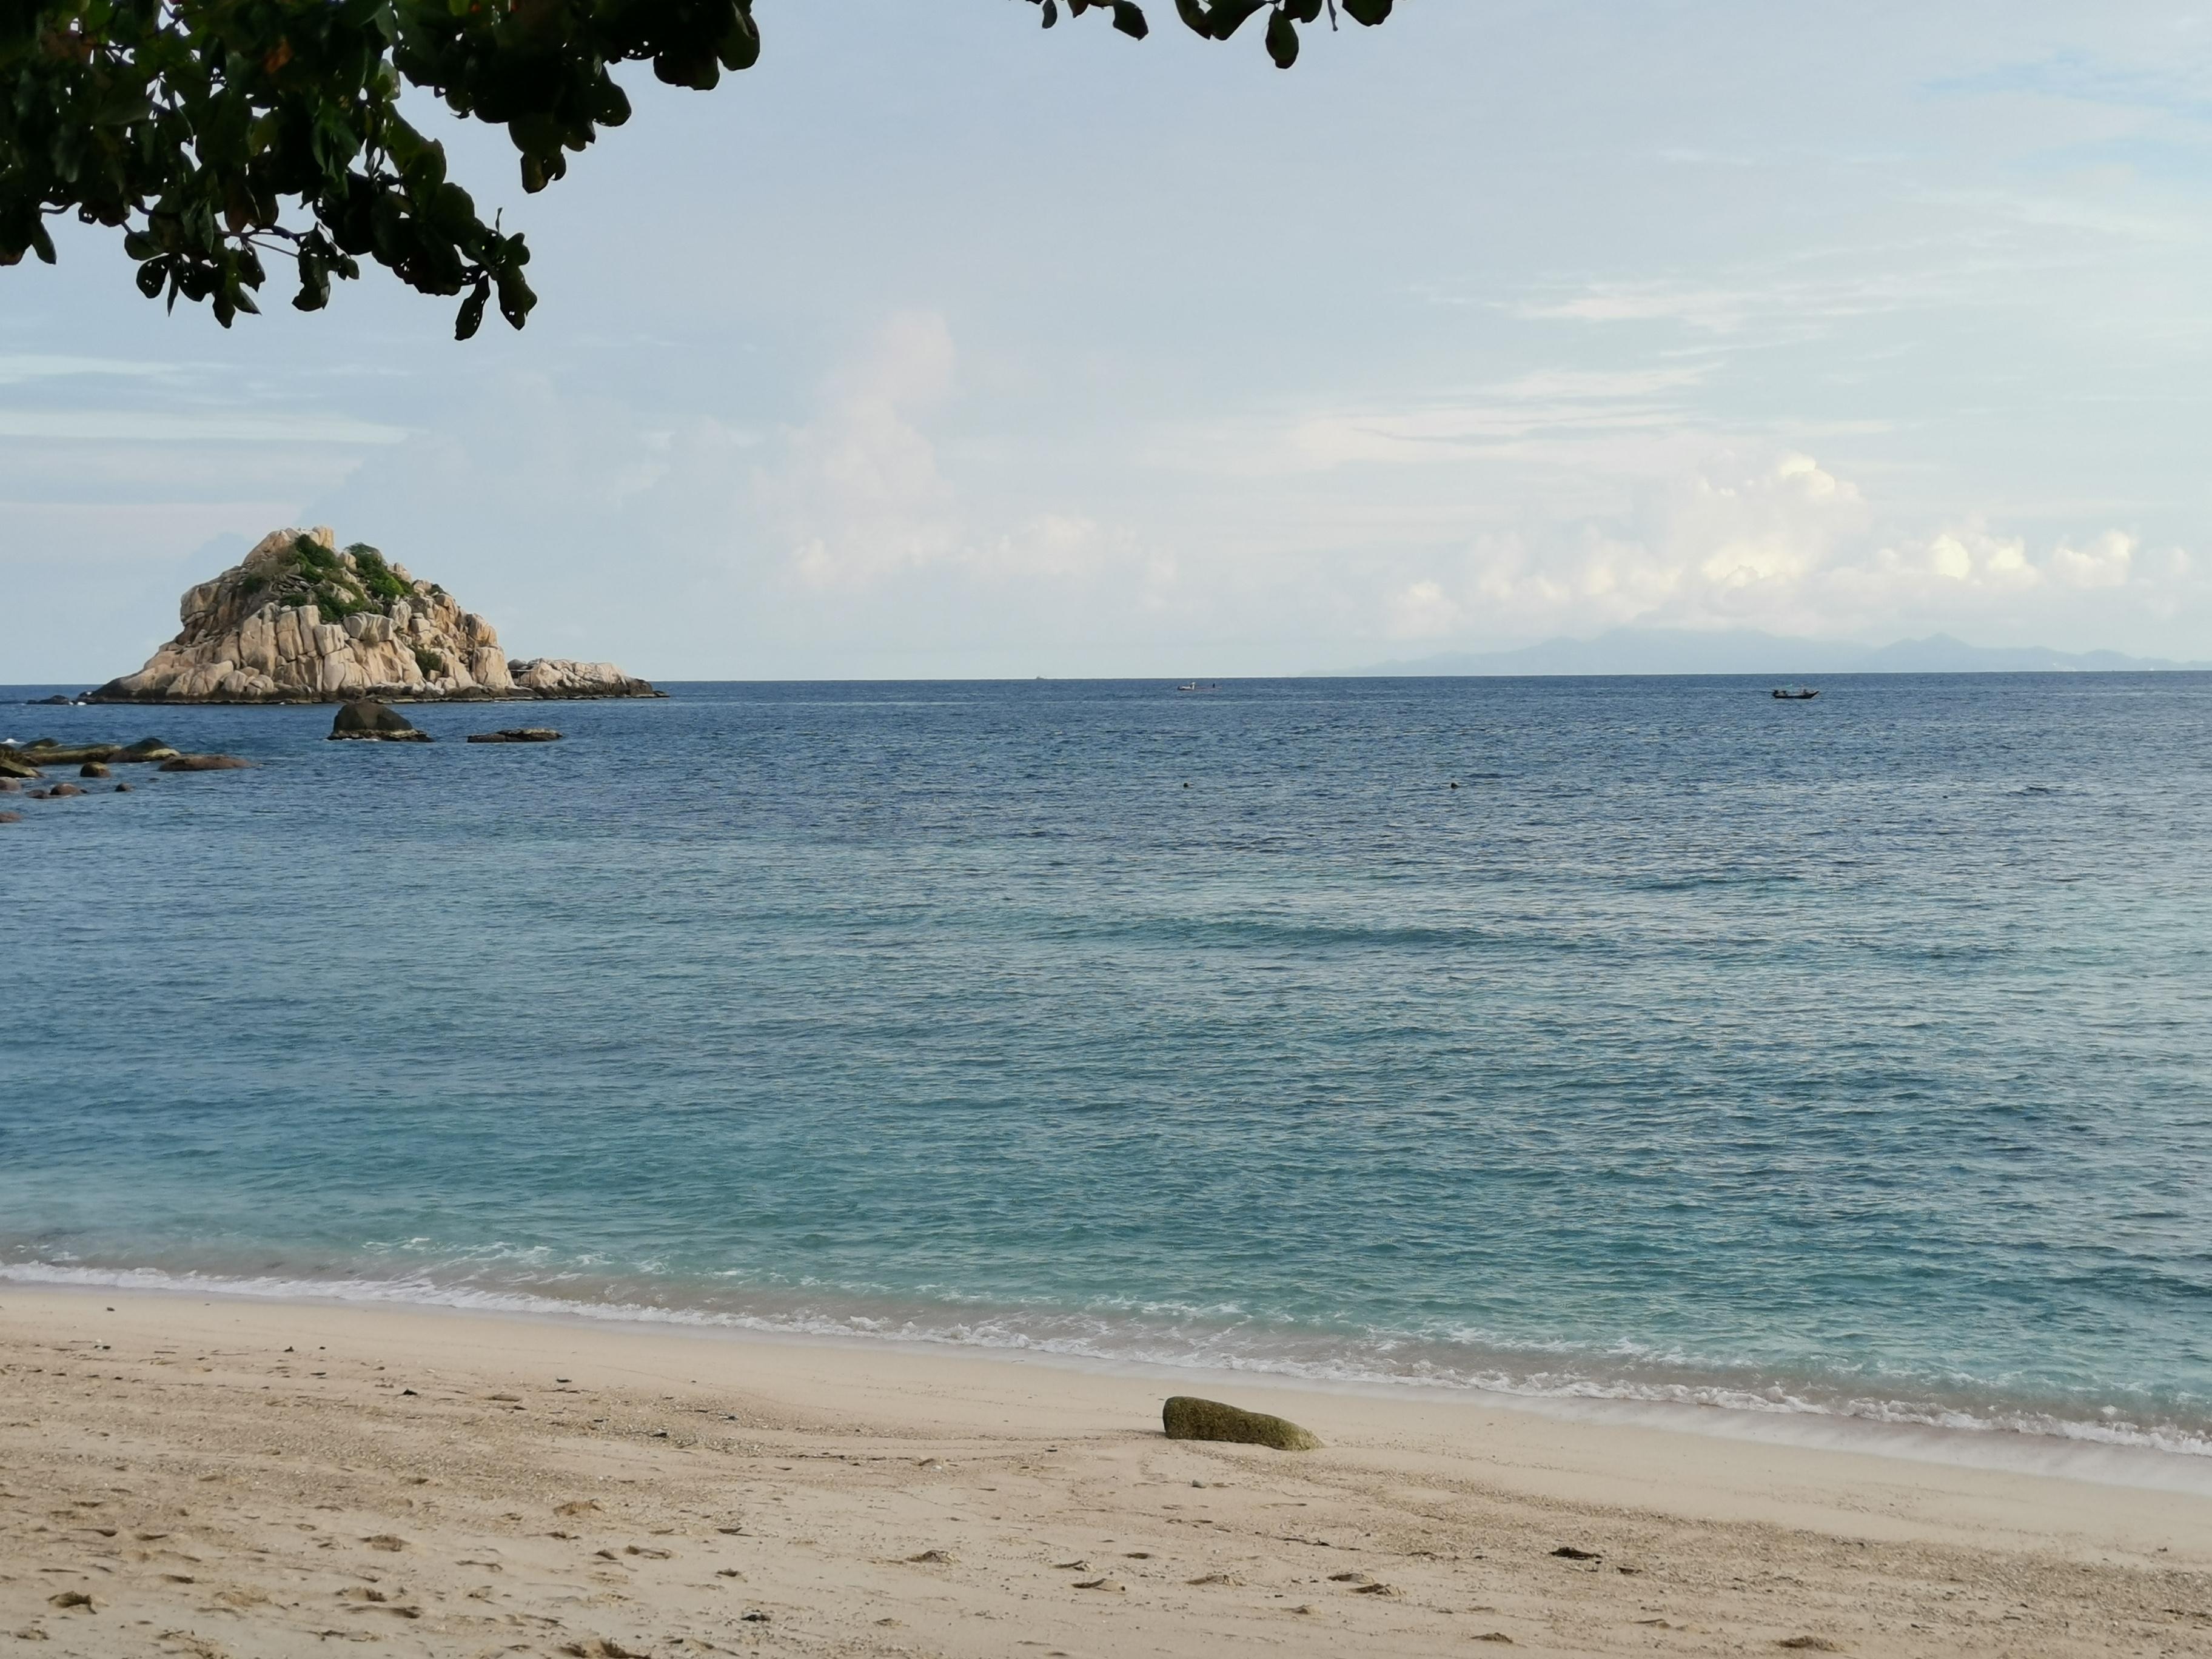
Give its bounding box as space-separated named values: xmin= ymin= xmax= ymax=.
xmin=329 ymin=700 xmax=431 ymax=742
xmin=88 ymin=526 xmax=661 ymax=705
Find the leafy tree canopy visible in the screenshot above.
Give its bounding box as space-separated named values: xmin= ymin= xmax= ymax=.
xmin=0 ymin=0 xmax=1393 ymax=336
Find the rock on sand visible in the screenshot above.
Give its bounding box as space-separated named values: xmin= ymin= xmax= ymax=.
xmin=1162 ymin=1396 xmax=1322 ymax=1450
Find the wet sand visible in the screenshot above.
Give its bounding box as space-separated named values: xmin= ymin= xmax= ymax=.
xmin=4 ymin=1285 xmax=2209 ymax=1657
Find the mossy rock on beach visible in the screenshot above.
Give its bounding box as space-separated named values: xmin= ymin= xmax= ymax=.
xmin=117 ymin=737 xmax=180 ymax=763
xmin=0 ymin=749 xmax=42 ymax=779
xmin=1162 ymin=1396 xmax=1322 ymax=1451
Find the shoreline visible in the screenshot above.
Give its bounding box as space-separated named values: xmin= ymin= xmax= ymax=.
xmin=8 ymin=1264 xmax=2211 ymax=1500
xmin=4 ymin=1282 xmax=2209 ymax=1657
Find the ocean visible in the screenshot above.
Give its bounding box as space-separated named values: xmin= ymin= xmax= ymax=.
xmin=3 ymin=675 xmax=2209 ymax=1458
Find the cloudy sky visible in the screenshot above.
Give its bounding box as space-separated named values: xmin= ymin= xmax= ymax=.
xmin=6 ymin=1 xmax=2210 ymax=679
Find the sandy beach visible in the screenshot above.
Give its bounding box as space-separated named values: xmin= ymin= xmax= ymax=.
xmin=2 ymin=1287 xmax=2208 ymax=1657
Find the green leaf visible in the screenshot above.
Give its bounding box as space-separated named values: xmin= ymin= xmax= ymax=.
xmin=1207 ymin=1 xmax=1270 ymax=39
xmin=717 ymin=11 xmax=761 ymax=73
xmin=1265 ymin=7 xmax=1299 ymax=67
xmin=295 ymin=258 xmax=332 ymax=311
xmin=494 ymin=261 xmax=535 ymax=328
xmin=1341 ymin=0 xmax=1392 ymax=22
xmin=455 ymin=276 xmax=489 ymax=340
xmin=1111 ymin=2 xmax=1148 ymax=38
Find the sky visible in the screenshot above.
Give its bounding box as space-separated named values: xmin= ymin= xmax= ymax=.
xmin=5 ymin=0 xmax=2211 ymax=680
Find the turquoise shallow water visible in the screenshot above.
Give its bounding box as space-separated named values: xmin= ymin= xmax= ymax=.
xmin=3 ymin=675 xmax=2210 ymax=1453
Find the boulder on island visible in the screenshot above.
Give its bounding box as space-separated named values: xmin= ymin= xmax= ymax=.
xmin=85 ymin=525 xmax=659 ymax=705
xmin=466 ymin=728 xmax=562 ymax=743
xmin=329 ymin=700 xmax=431 ymax=742
xmin=158 ymin=754 xmax=253 ymax=771
xmin=505 ymin=659 xmax=660 ymax=699
xmin=1161 ymin=1396 xmax=1322 ymax=1452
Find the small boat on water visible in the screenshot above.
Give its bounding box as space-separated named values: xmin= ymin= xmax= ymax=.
xmin=1176 ymin=681 xmax=1219 ymax=693
xmin=1772 ymin=685 xmax=1820 ymax=700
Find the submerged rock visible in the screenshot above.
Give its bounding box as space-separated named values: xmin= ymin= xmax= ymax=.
xmin=0 ymin=809 xmax=21 ymax=822
xmin=86 ymin=525 xmax=659 ymax=704
xmin=42 ymin=781 xmax=86 ymax=797
xmin=1161 ymin=1396 xmax=1322 ymax=1451
xmin=0 ymin=777 xmax=20 ymax=792
xmin=466 ymin=728 xmax=563 ymax=743
xmin=26 ymin=694 xmax=79 ymax=705
xmin=115 ymin=782 xmax=133 ymax=793
xmin=3 ymin=738 xmax=174 ymax=774
xmin=158 ymin=754 xmax=253 ymax=771
xmin=79 ymin=762 xmax=110 ymax=779
xmin=17 ymin=741 xmax=121 ymax=765
xmin=329 ymin=700 xmax=431 ymax=742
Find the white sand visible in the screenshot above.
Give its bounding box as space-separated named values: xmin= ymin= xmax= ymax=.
xmin=4 ymin=1284 xmax=2209 ymax=1657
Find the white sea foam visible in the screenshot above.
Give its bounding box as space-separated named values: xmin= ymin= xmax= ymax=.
xmin=7 ymin=1256 xmax=2209 ymax=1464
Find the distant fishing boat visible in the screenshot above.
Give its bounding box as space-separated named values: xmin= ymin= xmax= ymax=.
xmin=1176 ymin=681 xmax=1219 ymax=693
xmin=1772 ymin=685 xmax=1820 ymax=700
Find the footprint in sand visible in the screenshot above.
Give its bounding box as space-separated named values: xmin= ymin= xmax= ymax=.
xmin=1073 ymin=1577 xmax=1125 ymax=1593
xmin=906 ymin=1550 xmax=956 ymax=1564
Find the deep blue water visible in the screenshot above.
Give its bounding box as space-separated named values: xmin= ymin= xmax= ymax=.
xmin=3 ymin=675 xmax=2210 ymax=1453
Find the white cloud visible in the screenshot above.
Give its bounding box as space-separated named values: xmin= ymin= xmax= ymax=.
xmin=0 ymin=411 xmax=407 ymax=444
xmin=0 ymin=354 xmax=192 ymax=386
xmin=1376 ymin=449 xmax=2188 ymax=651
xmin=1384 ymin=578 xmax=1463 ymax=640
xmin=2048 ymin=529 xmax=2136 ymax=589
xmin=759 ymin=311 xmax=961 ymax=588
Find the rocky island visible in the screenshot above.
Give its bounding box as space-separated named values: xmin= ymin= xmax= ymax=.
xmin=87 ymin=527 xmax=660 ymax=703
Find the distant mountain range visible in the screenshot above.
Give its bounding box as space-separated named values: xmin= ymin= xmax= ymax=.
xmin=1335 ymin=629 xmax=2211 ymax=677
